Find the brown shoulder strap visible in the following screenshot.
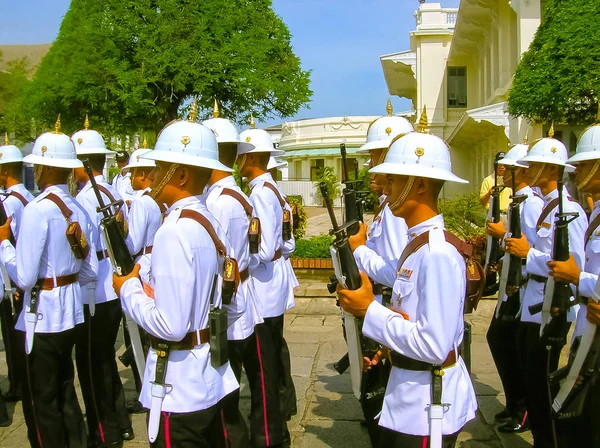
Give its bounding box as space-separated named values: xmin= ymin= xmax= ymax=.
xmin=97 ymin=184 xmax=117 ymax=203
xmin=9 ymin=191 xmax=29 ymax=207
xmin=262 ymin=182 xmax=286 ymax=208
xmin=44 ymin=193 xmax=73 ymax=221
xmin=536 ymin=198 xmax=560 ymax=230
xmin=396 ymin=230 xmax=473 ymax=273
xmin=585 ymin=213 xmax=600 ymax=247
xmin=179 ymin=209 xmax=227 ymax=258
xmin=220 ymin=188 xmax=253 ymax=218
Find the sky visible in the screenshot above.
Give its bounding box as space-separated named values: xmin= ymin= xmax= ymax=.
xmin=0 ymin=0 xmax=461 ymax=127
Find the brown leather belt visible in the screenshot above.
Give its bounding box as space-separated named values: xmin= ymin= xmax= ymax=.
xmin=97 ymin=250 xmax=109 ymax=261
xmin=528 ymin=274 xmax=547 ymax=284
xmin=135 ymin=246 xmax=153 ymax=257
xmin=391 ymin=349 xmax=457 ymax=371
xmin=272 ymin=249 xmax=282 ymax=262
xmin=240 ymin=268 xmax=249 ymax=282
xmin=36 ymin=273 xmax=79 ymax=291
xmin=149 ymin=328 xmax=210 ymax=351
xmin=373 ymin=283 xmax=383 ymax=295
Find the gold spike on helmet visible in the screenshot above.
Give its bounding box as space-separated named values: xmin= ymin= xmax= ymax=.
xmin=386 ymin=98 xmax=393 ymax=117
xmin=213 ymin=99 xmax=220 ymax=119
xmin=523 ymin=129 xmax=529 ymax=144
xmin=52 ymin=114 xmax=62 ymax=134
xmin=3 ymin=132 xmax=7 ymax=146
xmin=142 ymin=136 xmax=148 ymax=148
xmin=417 ymin=106 xmax=428 ymax=133
xmin=548 ymin=122 xmax=555 ymax=139
xmin=188 ymin=97 xmax=198 ymax=122
xmin=84 ymin=114 xmax=90 ymax=130
xmin=250 ymin=114 xmax=256 ymax=129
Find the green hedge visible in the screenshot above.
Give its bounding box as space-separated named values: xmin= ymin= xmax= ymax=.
xmin=292 ymin=234 xmax=334 ymax=258
xmin=438 ymin=193 xmax=486 ymax=240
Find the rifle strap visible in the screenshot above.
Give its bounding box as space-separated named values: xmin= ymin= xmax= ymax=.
xmin=179 ymin=209 xmax=227 ymax=259
xmin=8 ymin=191 xmax=29 ymax=207
xmin=44 ymin=193 xmax=74 ymax=221
xmin=262 ymin=182 xmax=286 ymax=209
xmin=97 ymin=184 xmax=117 ymax=203
xmin=536 ymin=195 xmax=578 ymax=231
xmin=396 ymin=230 xmax=473 ymax=273
xmin=585 ymin=212 xmax=600 ymax=248
xmin=220 ymin=188 xmax=253 ymax=218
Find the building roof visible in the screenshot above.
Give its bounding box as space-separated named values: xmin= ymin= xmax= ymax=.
xmin=380 ymin=51 xmax=417 ymax=101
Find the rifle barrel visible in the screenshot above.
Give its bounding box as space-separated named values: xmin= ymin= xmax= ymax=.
xmin=82 ymin=159 xmax=111 ymax=219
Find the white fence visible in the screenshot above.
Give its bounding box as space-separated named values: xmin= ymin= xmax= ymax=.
xmin=279 ymin=180 xmax=342 ymax=207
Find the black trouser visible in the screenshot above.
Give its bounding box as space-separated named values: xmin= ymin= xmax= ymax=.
xmin=228 ymin=329 xmax=283 ymax=447
xmin=263 ymin=315 xmax=297 ymax=422
xmin=360 ymin=360 xmax=391 ymax=448
xmin=486 ymin=312 xmax=527 ymax=420
xmin=22 ymin=328 xmax=87 ymax=448
xmin=517 ymin=321 xmax=564 ymax=448
xmin=556 ymin=379 xmax=600 ymax=448
xmin=150 ymin=397 xmax=246 ymax=448
xmin=379 ymin=427 xmax=460 ymax=448
xmin=75 ymin=301 xmax=130 ymax=445
xmin=0 ymin=295 xmax=24 ymax=398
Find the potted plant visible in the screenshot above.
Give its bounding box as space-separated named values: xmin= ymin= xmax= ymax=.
xmin=314 ymin=166 xmax=340 ymax=207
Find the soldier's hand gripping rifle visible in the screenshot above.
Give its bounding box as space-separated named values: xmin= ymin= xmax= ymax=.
xmin=496 ymin=168 xmax=527 ymax=321
xmin=550 ymin=276 xmax=600 ymax=419
xmin=529 ymin=177 xmax=579 ymax=347
xmin=485 ymin=155 xmax=506 ymax=282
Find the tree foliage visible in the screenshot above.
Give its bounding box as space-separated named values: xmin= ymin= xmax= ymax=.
xmin=508 ymin=0 xmax=600 ymax=125
xmin=0 ymin=53 xmax=31 ymax=138
xmin=17 ymin=0 xmax=312 ymax=139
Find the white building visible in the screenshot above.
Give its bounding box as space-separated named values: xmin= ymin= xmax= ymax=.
xmin=381 ymin=0 xmax=584 ymax=197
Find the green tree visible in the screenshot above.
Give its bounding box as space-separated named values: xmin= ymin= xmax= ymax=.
xmin=314 ymin=166 xmax=340 ymax=204
xmin=508 ymin=0 xmax=600 ymax=125
xmin=0 ymin=53 xmax=31 ymax=138
xmin=18 ymin=0 xmax=312 ymax=137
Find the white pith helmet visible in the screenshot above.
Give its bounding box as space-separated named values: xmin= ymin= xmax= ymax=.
xmin=518 ymin=125 xmax=573 ymax=170
xmin=370 ymin=132 xmax=468 ymax=183
xmin=0 ymin=133 xmax=24 ymax=165
xmin=238 ymin=116 xmax=284 ymax=156
xmin=267 ymin=156 xmax=287 ymax=170
xmin=23 ymin=115 xmax=83 ymax=169
xmin=363 ymin=159 xmax=371 ymax=168
xmin=123 ymin=148 xmax=155 ymax=171
xmin=499 ymin=142 xmax=529 ymax=168
xmin=71 ymin=115 xmax=115 ymax=155
xmin=202 ymin=100 xmax=254 ymax=153
xmin=359 ymin=99 xmax=414 ymax=153
xmin=567 ymin=124 xmax=600 ymax=164
xmin=142 ymin=100 xmax=232 ymax=172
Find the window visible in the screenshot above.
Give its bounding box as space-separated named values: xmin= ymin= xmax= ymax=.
xmin=294 ymin=160 xmax=302 ymax=180
xmin=310 ymin=159 xmax=325 ymax=181
xmin=447 ymin=66 xmax=467 ymax=108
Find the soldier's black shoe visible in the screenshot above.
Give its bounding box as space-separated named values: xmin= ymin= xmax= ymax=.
xmin=3 ymin=390 xmax=21 ymax=402
xmin=494 ymin=408 xmax=511 ymax=421
xmin=121 ymin=427 xmax=135 ymax=441
xmin=126 ymin=400 xmax=146 ymax=414
xmin=498 ymin=417 xmax=530 ymax=433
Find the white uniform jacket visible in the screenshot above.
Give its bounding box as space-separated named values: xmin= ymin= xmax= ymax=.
xmin=77 ymin=175 xmax=128 ymax=305
xmin=2 ymin=183 xmax=35 ymax=238
xmin=521 ymin=187 xmax=587 ymax=324
xmin=248 ymin=173 xmax=294 ymax=318
xmin=125 ymin=188 xmax=161 ymax=284
xmin=354 ymin=203 xmax=408 ymax=299
xmin=206 ymin=176 xmax=261 ymax=340
xmin=574 ymin=201 xmax=600 ymax=337
xmin=362 ymin=215 xmax=477 ymax=436
xmin=112 ymin=172 xmax=135 ymax=204
xmin=119 ymin=195 xmax=239 ymax=413
xmin=0 ymin=185 xmax=98 ymax=332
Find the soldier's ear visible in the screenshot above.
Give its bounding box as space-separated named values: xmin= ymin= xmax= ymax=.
xmin=178 ymin=165 xmax=190 ymax=187
xmin=415 ymin=177 xmax=428 ymax=195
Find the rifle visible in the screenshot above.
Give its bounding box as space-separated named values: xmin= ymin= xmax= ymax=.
xmin=83 ymin=159 xmax=135 ymax=276
xmin=529 ymin=177 xmax=578 ymax=347
xmin=484 ymin=157 xmax=505 ymax=282
xmin=496 ymin=169 xmax=527 ymax=321
xmin=340 ymin=143 xmax=363 ymax=232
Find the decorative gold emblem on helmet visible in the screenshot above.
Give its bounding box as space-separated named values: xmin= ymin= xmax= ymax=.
xmin=77 ymin=138 xmax=83 ymax=145
xmin=181 ymin=136 xmax=191 ymax=147
xmin=415 ymin=147 xmax=425 ymax=157
xmin=41 ymin=146 xmax=48 ymax=154
xmin=385 ymin=127 xmax=392 ymax=136
xmin=246 ymin=136 xmax=251 ymax=143
xmin=551 ymin=147 xmax=557 ymax=154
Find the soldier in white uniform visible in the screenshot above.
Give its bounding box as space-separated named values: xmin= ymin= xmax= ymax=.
xmin=485 ymin=141 xmax=543 ymax=432
xmin=337 ymin=130 xmax=478 ymax=447
xmin=0 ymin=136 xmax=34 ymax=405
xmin=72 ymin=118 xmax=133 ymax=446
xmin=346 ymin=101 xmax=411 ymax=446
xmin=113 ymin=116 xmax=244 ymax=447
xmin=505 ymin=133 xmax=587 ymax=448
xmin=544 ymin=123 xmax=600 ymax=447
xmin=237 ymin=122 xmax=297 ymax=441
xmin=0 ymin=118 xmax=98 ymax=447
xmin=204 ymin=106 xmax=285 ymax=447
xmin=112 ymin=150 xmax=135 ymax=204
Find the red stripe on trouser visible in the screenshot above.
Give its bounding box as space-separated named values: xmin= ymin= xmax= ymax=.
xmin=163 ymin=412 xmax=171 ymax=448
xmin=521 ymin=411 xmax=528 ymax=426
xmin=422 ymin=435 xmax=429 ymax=448
xmin=220 ymin=409 xmax=229 ymax=448
xmin=255 ymin=332 xmax=271 ymax=446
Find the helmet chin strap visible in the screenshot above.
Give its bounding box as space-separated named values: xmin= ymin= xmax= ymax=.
xmin=577 ymin=159 xmax=600 ymax=191
xmin=237 ymin=154 xmax=248 ymax=173
xmin=150 ymin=163 xmax=179 ymax=201
xmin=34 ymin=165 xmax=44 ymax=186
xmin=529 ymin=163 xmax=546 ymax=188
xmin=389 ymin=176 xmax=415 ymax=214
